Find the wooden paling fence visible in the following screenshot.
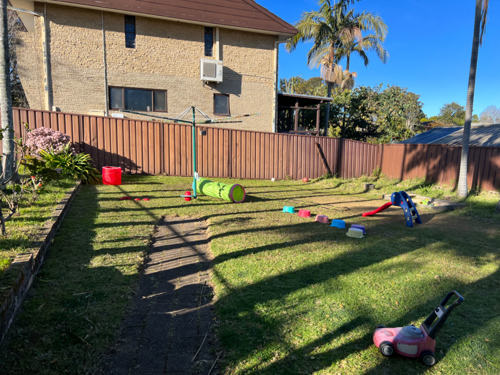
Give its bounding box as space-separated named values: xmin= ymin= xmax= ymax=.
xmin=6 ymin=108 xmax=500 ymax=191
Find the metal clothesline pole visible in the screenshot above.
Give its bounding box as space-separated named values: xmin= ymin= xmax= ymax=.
xmin=120 ymin=107 xmax=257 ymax=200
xmin=191 ymin=106 xmax=197 ymax=198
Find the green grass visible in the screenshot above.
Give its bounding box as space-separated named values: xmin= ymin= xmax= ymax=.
xmin=0 ymin=179 xmax=75 ymax=272
xmin=0 ymin=175 xmax=498 ymax=374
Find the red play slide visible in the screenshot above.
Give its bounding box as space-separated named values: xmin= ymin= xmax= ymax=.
xmin=362 ymin=202 xmax=393 ymax=217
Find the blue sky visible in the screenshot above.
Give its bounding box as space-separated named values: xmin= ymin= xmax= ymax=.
xmin=258 ymin=0 xmax=499 ymax=117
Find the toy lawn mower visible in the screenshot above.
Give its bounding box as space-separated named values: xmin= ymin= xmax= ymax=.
xmin=373 ymin=290 xmax=464 ymax=366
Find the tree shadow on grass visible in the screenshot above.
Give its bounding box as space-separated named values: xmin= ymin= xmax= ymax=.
xmin=203 ymin=210 xmax=498 ymax=374
xmin=0 ymin=186 xmax=153 ymax=374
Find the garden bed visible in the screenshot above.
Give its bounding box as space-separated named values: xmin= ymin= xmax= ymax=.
xmin=0 ymin=180 xmax=79 ymax=344
xmin=0 ymin=179 xmax=75 ymax=272
xmin=0 ymin=176 xmax=498 ymax=374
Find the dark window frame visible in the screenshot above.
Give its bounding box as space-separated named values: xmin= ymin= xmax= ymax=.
xmin=213 ymin=93 xmax=230 ymax=116
xmin=109 ymin=86 xmax=168 ymax=112
xmin=204 ymin=27 xmax=214 ymax=57
xmin=125 ymin=15 xmax=136 ymax=48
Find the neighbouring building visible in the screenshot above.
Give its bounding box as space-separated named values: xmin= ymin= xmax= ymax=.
xmin=401 ymin=123 xmax=500 ymax=147
xmin=12 ymin=0 xmax=296 ymax=132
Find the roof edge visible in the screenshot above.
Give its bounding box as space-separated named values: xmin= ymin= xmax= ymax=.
xmin=38 ymin=0 xmax=297 ymax=36
xmin=243 ymin=0 xmax=297 ymax=35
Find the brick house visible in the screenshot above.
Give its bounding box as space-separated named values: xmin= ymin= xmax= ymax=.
xmin=11 ymin=0 xmax=296 ymax=132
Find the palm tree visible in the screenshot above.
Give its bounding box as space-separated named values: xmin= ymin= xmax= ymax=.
xmin=0 ymin=0 xmax=14 ymax=182
xmin=457 ymin=0 xmax=488 ymax=198
xmin=286 ymin=0 xmax=387 ymax=135
xmin=320 ymin=56 xmax=356 ymax=90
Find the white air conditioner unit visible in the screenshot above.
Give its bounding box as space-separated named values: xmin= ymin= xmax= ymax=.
xmin=200 ymin=58 xmax=223 ymax=83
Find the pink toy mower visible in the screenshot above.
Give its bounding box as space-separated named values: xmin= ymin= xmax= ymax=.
xmin=373 ymin=290 xmax=464 ymax=366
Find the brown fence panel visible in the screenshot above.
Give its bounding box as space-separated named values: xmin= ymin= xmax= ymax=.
xmin=6 ymin=107 xmax=499 ymax=191
xmin=338 ymin=139 xmax=380 ymax=179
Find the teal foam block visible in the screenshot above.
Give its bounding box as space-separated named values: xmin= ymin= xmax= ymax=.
xmin=283 ymin=206 xmax=295 ymax=214
xmin=331 ymin=219 xmax=346 ymax=229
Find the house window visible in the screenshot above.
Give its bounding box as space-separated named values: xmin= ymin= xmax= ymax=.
xmin=109 ymin=87 xmax=167 ymax=112
xmin=204 ymin=27 xmax=214 ymax=57
xmin=214 ymin=94 xmax=229 ymax=116
xmin=125 ymin=15 xmax=136 ymax=48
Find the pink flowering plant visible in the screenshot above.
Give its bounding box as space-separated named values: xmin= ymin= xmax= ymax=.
xmin=25 ymin=127 xmax=71 ymax=156
xmin=22 ymin=126 xmax=98 ymax=185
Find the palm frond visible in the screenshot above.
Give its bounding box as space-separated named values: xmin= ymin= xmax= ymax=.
xmin=286 ymin=11 xmax=321 ymax=51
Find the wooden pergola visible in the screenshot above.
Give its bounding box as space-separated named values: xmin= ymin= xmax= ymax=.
xmin=277 ymin=93 xmax=333 ymax=135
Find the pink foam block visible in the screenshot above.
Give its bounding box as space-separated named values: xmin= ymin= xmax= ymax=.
xmin=298 ymin=209 xmax=311 ymax=218
xmin=315 ymin=215 xmax=329 ymax=224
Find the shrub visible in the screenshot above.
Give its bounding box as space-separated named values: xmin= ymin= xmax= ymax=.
xmin=25 ymin=127 xmax=71 ymax=155
xmin=39 ymin=144 xmax=99 ymax=184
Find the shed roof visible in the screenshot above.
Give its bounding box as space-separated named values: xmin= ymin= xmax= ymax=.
xmin=38 ymin=0 xmax=297 ymax=36
xmin=402 ymin=124 xmax=500 ymax=147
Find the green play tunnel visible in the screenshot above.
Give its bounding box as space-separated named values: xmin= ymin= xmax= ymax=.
xmin=196 ymin=178 xmax=246 ymax=203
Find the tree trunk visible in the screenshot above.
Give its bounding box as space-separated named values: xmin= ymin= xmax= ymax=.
xmin=324 ymin=82 xmax=332 ymax=136
xmin=457 ymin=0 xmax=483 ymax=198
xmin=0 ymin=0 xmax=14 ymax=181
xmin=342 ymin=53 xmax=351 ymax=135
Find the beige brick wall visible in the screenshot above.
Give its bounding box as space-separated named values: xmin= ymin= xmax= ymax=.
xmin=16 ymin=3 xmax=278 ymax=132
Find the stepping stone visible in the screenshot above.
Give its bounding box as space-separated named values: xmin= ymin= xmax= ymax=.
xmin=346 ymin=227 xmax=364 ymax=238
xmin=350 ymin=224 xmax=366 ymax=235
xmin=298 ymin=209 xmax=311 ymax=218
xmin=330 ymin=219 xmax=346 ymax=229
xmin=315 ymin=215 xmax=329 ymax=224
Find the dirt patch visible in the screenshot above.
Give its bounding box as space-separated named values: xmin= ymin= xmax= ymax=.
xmin=101 ymin=217 xmax=217 ymax=374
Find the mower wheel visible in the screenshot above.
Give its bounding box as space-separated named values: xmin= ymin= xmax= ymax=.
xmin=379 ymin=341 xmax=394 ymax=357
xmin=421 ymin=351 xmax=436 ymax=366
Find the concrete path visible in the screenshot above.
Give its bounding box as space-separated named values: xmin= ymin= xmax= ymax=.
xmin=103 ymin=217 xmax=217 ymax=374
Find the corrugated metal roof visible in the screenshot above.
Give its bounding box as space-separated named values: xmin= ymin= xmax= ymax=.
xmin=40 ymin=0 xmax=297 ymax=35
xmin=401 ymin=127 xmax=460 ymax=144
xmin=402 ymin=124 xmax=500 ymax=147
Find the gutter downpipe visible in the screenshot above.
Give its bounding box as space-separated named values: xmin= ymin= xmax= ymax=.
xmin=272 ymin=40 xmax=281 ymax=133
xmin=42 ymin=4 xmax=52 ymax=111
xmin=101 ymin=11 xmax=109 ymax=116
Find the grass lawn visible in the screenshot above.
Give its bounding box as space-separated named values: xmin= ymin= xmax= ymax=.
xmin=0 ymin=175 xmax=498 ymax=374
xmin=0 ymin=179 xmax=75 ymax=273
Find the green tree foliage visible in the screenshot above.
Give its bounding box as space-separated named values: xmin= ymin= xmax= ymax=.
xmin=328 ymin=85 xmax=425 ymax=143
xmin=438 ymin=102 xmax=466 ymax=125
xmin=286 ymin=0 xmax=388 ymax=133
xmin=376 ymin=86 xmax=425 ymax=142
xmin=279 ymin=76 xmax=327 ymax=97
xmin=328 ymin=86 xmax=378 ymax=139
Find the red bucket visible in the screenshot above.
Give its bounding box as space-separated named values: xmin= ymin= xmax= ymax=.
xmin=102 ymin=166 xmax=122 ymax=185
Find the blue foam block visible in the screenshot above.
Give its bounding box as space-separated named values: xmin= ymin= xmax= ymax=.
xmin=330 ymin=219 xmax=346 ymax=229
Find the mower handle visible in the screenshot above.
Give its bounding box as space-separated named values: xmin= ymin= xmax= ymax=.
xmin=439 ymin=290 xmax=464 ymax=311
xmin=422 ymin=290 xmax=464 ymax=339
